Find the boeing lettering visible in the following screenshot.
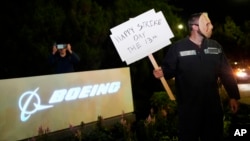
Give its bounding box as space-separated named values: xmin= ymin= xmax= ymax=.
xmin=49 ymin=81 xmax=121 ymax=104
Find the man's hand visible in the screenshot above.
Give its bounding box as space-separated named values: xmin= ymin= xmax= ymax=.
xmin=229 ymin=98 xmax=239 ymax=114
xmin=153 ymin=67 xmax=164 ymax=79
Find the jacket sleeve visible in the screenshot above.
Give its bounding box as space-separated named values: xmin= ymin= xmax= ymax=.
xmin=219 ymin=53 xmax=240 ymax=100
xmin=161 ymin=44 xmax=178 ymax=80
xmin=48 ymin=53 xmax=57 ymax=65
xmin=70 ymin=52 xmax=80 ymax=64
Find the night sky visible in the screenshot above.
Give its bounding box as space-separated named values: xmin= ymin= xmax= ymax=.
xmin=170 ymin=0 xmax=250 ymax=24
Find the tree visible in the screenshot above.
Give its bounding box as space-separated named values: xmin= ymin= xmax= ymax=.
xmin=238 ymin=21 xmax=250 ymax=58
xmin=212 ymin=16 xmax=249 ymax=60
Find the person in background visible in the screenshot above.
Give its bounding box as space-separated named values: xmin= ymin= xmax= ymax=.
xmin=49 ymin=43 xmax=80 ymax=74
xmin=153 ymin=12 xmax=240 ymax=141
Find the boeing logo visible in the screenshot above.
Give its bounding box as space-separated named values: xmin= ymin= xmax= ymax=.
xmin=18 ymin=81 xmax=121 ymax=122
xmin=18 ymin=88 xmax=53 ymax=122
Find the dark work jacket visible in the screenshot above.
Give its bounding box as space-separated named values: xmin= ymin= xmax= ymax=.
xmin=162 ymin=37 xmax=240 ymax=116
xmin=49 ymin=51 xmax=80 ymax=74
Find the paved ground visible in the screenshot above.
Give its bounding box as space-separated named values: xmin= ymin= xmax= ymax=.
xmin=238 ymin=84 xmax=250 ymax=105
xmin=228 ymin=84 xmax=250 ymax=141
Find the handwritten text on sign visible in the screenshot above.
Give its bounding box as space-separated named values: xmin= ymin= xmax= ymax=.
xmin=110 ymin=9 xmax=174 ymax=64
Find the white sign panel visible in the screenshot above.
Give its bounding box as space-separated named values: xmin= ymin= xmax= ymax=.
xmin=0 ymin=67 xmax=134 ymax=141
xmin=110 ymin=9 xmax=174 ymax=64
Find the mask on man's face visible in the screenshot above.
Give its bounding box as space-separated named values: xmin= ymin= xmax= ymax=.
xmin=198 ymin=12 xmax=213 ymax=38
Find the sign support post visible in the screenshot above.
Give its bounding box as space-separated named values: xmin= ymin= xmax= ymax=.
xmin=148 ymin=54 xmax=175 ymax=100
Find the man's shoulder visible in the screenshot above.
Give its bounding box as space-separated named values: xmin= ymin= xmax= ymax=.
xmin=206 ymin=38 xmax=218 ymax=43
xmin=205 ymin=38 xmax=222 ymax=48
xmin=171 ymin=37 xmax=189 ymax=47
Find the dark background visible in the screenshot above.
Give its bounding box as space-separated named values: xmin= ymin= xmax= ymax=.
xmin=0 ymin=0 xmax=249 ymax=119
xmin=170 ymin=0 xmax=250 ymax=24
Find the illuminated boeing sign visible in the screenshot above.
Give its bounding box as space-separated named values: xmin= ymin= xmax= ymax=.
xmin=18 ymin=81 xmax=121 ymax=122
xmin=0 ymin=67 xmax=134 ymax=141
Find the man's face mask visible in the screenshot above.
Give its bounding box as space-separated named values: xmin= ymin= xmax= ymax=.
xmin=198 ymin=13 xmax=213 ymax=38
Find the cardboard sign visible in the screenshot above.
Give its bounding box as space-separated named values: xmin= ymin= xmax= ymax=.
xmin=110 ymin=9 xmax=176 ymax=101
xmin=110 ymin=9 xmax=174 ymax=64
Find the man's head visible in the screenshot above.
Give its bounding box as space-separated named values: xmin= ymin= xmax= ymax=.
xmin=188 ymin=12 xmax=213 ymax=38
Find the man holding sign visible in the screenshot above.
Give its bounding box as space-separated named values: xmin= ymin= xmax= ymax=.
xmin=153 ymin=12 xmax=240 ymax=141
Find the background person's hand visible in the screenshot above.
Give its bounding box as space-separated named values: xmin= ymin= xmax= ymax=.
xmin=52 ymin=45 xmax=57 ymax=55
xmin=67 ymin=44 xmax=73 ymax=54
